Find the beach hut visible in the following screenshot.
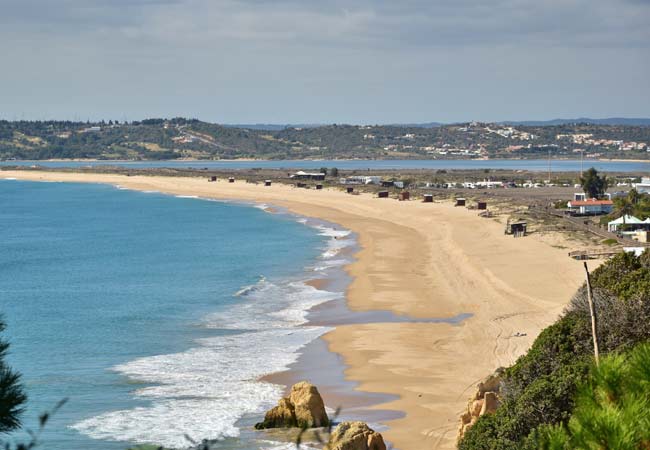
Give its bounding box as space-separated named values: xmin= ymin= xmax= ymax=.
xmin=346 ymin=187 xmax=354 ymax=194
xmin=228 ymin=177 xmax=235 ymax=183
xmin=423 ymin=194 xmax=433 ymax=203
xmin=507 ymin=220 xmax=527 ymax=237
xmin=455 ymin=198 xmax=466 ymax=207
xmin=264 ymin=180 xmax=272 ymax=186
xmin=378 ymin=191 xmax=389 ymax=198
xmin=477 ymin=201 xmax=487 ymax=210
xmin=208 ymin=176 xmax=217 ymax=182
xmin=316 ymin=184 xmax=323 ymax=190
xmin=399 ymin=191 xmax=410 ymax=201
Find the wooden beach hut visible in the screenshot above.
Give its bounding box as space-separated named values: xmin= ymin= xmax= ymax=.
xmin=423 ymin=194 xmax=433 ymax=203
xmin=316 ymin=184 xmax=323 ymax=190
xmin=208 ymin=176 xmax=217 ymax=182
xmin=455 ymin=198 xmax=466 ymax=207
xmin=477 ymin=201 xmax=487 ymax=210
xmin=378 ymin=191 xmax=389 ymax=198
xmin=399 ymin=191 xmax=410 ymax=201
xmin=264 ymin=180 xmax=272 ymax=186
xmin=507 ymin=220 xmax=527 ymax=237
xmin=346 ymin=187 xmax=354 ymax=194
xmin=228 ymin=177 xmax=235 ymax=183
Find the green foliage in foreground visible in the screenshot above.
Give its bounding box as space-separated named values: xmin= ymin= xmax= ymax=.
xmin=459 ymin=252 xmax=650 ymax=450
xmin=537 ymin=343 xmax=650 ymax=449
xmin=0 ymin=319 xmax=27 ymax=434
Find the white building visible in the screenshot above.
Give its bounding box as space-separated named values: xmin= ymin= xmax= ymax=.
xmin=633 ymin=177 xmax=650 ymax=194
xmin=607 ymin=215 xmax=647 ymax=232
xmin=567 ymin=199 xmax=614 ymax=216
xmin=340 ymin=176 xmax=381 ymax=185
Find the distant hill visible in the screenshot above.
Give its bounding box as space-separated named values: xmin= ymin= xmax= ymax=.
xmin=224 ymin=119 xmax=650 ymax=129
xmin=1 ymin=118 xmax=649 ymax=161
xmin=500 ymin=118 xmax=650 ymax=126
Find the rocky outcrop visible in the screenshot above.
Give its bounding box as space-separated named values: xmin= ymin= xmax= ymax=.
xmin=289 ymin=381 xmax=329 ymax=428
xmin=327 ymin=421 xmax=386 ymax=450
xmin=255 ymin=381 xmax=329 ymax=429
xmin=457 ymin=368 xmax=504 ymax=442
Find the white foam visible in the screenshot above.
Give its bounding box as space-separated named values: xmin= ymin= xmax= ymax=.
xmin=73 ymin=326 xmax=328 ymax=448
xmin=2 ymin=177 xmax=17 ymax=180
xmin=175 ymin=195 xmax=199 ymax=199
xmin=314 ymin=225 xmax=354 ymax=260
xmin=72 ymin=277 xmax=340 ymax=448
xmin=207 ymin=277 xmax=341 ymax=329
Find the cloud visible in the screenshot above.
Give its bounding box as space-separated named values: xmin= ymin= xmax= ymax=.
xmin=0 ymin=0 xmax=647 ymax=122
xmin=2 ymin=0 xmax=648 ymax=49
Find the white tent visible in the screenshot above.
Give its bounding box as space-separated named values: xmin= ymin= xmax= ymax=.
xmin=608 ymin=215 xmax=643 ymax=232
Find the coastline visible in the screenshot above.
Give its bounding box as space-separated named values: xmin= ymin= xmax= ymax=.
xmin=1 ymin=170 xmax=587 ymax=449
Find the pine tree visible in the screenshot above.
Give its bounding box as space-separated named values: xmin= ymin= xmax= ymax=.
xmin=0 ymin=318 xmax=27 ymax=434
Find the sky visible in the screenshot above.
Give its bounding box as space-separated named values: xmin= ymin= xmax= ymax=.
xmin=1 ymin=0 xmax=649 ymax=124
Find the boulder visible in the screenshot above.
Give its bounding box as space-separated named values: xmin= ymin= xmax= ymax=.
xmin=289 ymin=381 xmax=329 ymax=428
xmin=328 ymin=422 xmax=386 ymax=450
xmin=254 ymin=397 xmax=296 ymax=429
xmin=255 ymin=381 xmax=328 ymax=430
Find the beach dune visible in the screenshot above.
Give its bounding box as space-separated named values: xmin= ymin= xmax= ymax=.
xmin=2 ymin=171 xmax=585 ymax=449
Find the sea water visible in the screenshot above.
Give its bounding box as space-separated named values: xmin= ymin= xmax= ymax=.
xmin=0 ymin=179 xmax=354 ymax=449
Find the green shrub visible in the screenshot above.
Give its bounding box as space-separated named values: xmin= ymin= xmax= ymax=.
xmin=459 ymin=251 xmax=650 ymax=450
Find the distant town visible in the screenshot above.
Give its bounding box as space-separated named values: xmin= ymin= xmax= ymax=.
xmin=1 ymin=118 xmax=649 ymax=161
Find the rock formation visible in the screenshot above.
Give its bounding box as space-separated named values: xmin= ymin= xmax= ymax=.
xmin=457 ymin=368 xmax=503 ymax=442
xmin=255 ymin=381 xmax=329 ymax=429
xmin=327 ymin=421 xmax=386 ymax=450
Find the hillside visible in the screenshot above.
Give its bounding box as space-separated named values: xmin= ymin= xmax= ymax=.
xmin=1 ymin=118 xmax=649 ymax=161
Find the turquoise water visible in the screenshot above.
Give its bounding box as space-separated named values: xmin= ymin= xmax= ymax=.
xmin=0 ymin=180 xmax=351 ymax=449
xmin=1 ymin=158 xmax=649 ymax=172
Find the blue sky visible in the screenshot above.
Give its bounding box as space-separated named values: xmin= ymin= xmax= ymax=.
xmin=1 ymin=0 xmax=649 ymax=123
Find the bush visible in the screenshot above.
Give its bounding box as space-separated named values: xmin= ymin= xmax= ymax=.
xmin=459 ymin=251 xmax=650 ymax=449
xmin=536 ymin=343 xmax=650 ymax=449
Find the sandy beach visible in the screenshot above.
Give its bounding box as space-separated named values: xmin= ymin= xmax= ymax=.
xmin=2 ymin=170 xmax=587 ymax=449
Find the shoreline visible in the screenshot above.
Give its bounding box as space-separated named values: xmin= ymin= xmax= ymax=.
xmin=1 ymin=170 xmax=587 ymax=449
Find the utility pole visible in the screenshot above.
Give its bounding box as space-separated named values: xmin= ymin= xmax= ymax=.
xmin=583 ymin=262 xmax=600 ymax=366
xmin=548 ymin=147 xmax=551 ymax=184
xmin=580 ymin=149 xmax=584 ymax=178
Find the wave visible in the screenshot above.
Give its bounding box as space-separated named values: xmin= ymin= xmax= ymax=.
xmin=312 ymin=224 xmax=354 ymax=260
xmin=72 ymin=277 xmax=340 ymax=448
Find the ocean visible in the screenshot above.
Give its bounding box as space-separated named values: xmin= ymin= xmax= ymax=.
xmin=0 ymin=179 xmax=354 ymax=450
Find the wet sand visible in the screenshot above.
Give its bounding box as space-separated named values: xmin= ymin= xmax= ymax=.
xmin=1 ymin=171 xmax=587 ymax=449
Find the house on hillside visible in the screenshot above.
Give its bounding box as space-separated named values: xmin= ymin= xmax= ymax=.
xmin=567 ymin=199 xmax=613 ymax=216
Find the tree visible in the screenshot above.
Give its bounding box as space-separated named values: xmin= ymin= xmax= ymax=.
xmin=0 ymin=318 xmax=26 ymax=433
xmin=538 ymin=343 xmax=650 ymax=449
xmin=580 ymin=168 xmax=608 ymax=199
xmin=612 ymin=197 xmax=635 ymax=222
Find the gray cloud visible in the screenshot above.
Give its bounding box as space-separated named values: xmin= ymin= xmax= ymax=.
xmin=0 ymin=0 xmax=648 ymax=122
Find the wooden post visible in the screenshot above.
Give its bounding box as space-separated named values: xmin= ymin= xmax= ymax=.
xmin=583 ymin=262 xmax=600 ymax=366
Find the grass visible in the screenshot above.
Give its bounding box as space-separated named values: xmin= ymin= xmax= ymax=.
xmin=602 ymin=238 xmax=619 ymax=246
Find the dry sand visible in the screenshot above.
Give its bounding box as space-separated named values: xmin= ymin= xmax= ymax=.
xmin=2 ymin=171 xmax=587 ymax=449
